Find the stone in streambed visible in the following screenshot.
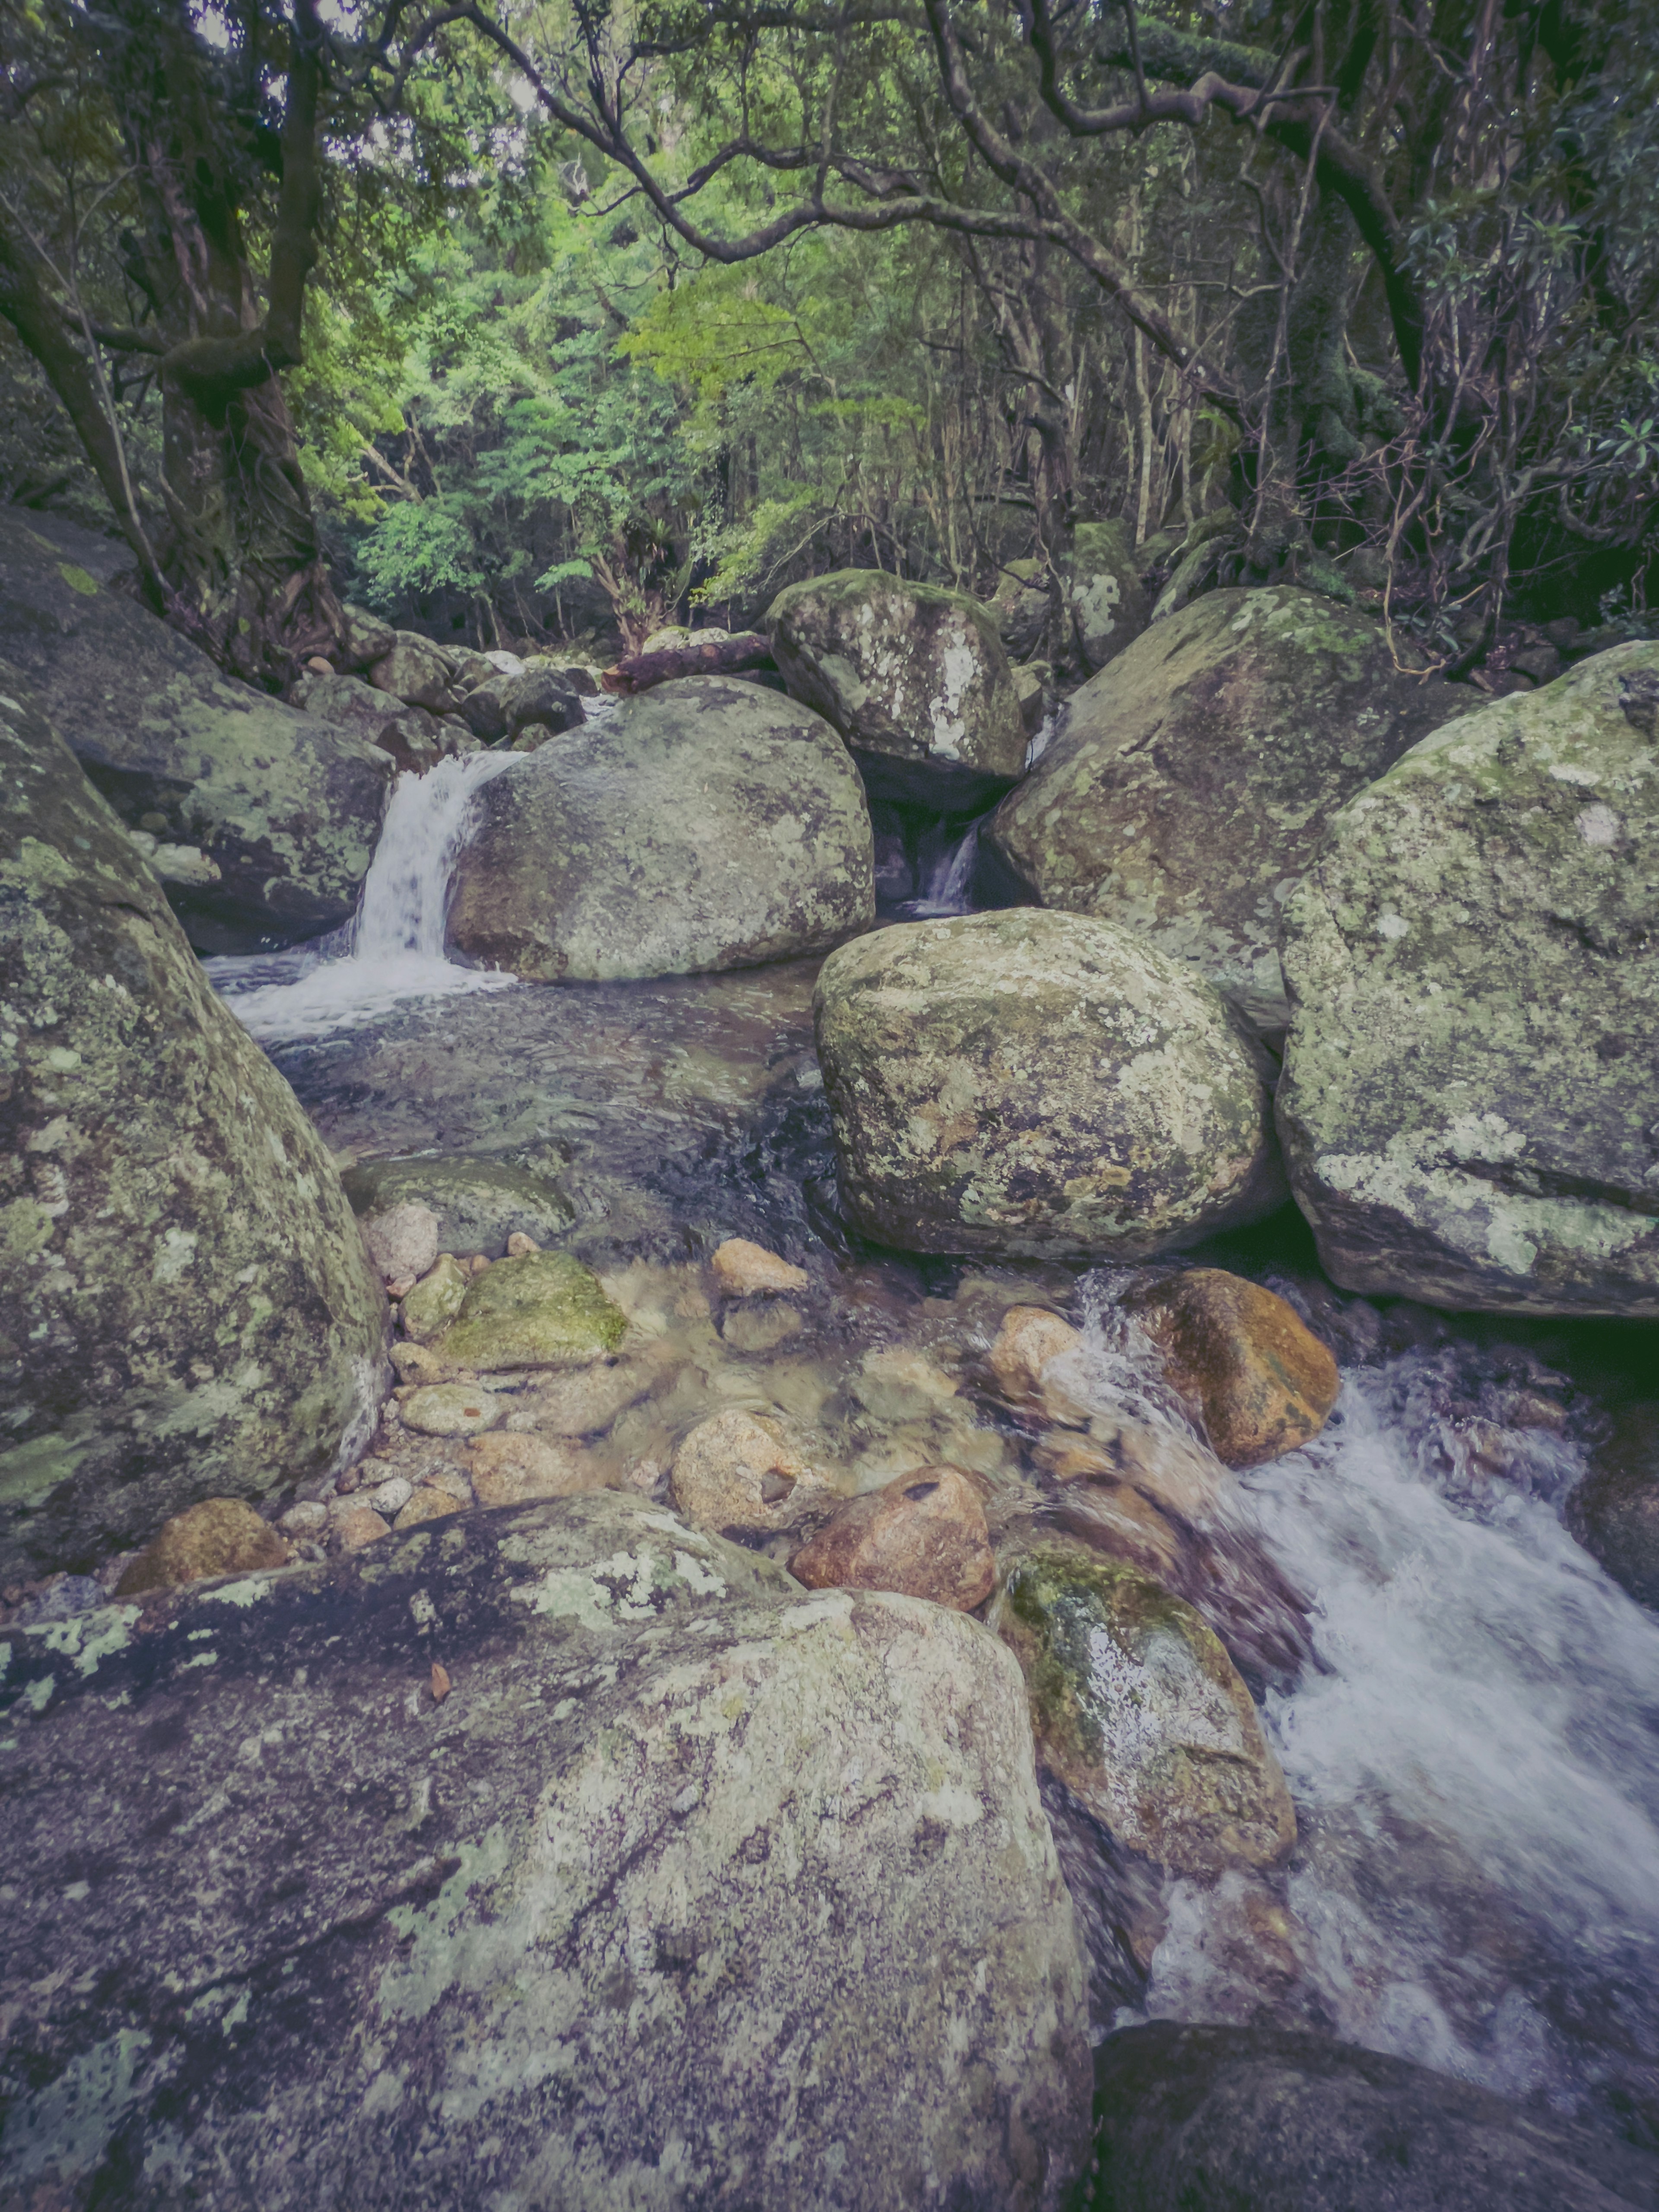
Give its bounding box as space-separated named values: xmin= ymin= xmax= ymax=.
xmin=1121 ymin=1269 xmax=1340 ymax=1467
xmin=392 ymin=1485 xmax=466 ymax=1529
xmin=435 ymin=1249 xmax=628 ymax=1372
xmin=115 ymin=1498 xmax=289 ymax=1596
xmin=400 ymin=1253 xmax=469 ymax=1342
xmin=1567 ymin=1402 xmax=1659 ymax=1610
xmin=0 ymin=1491 xmax=1090 ymax=2209
xmin=1277 ymin=643 xmax=1659 ymax=1313
xmin=447 ymin=677 xmax=873 ymax=982
xmin=766 ymin=569 xmax=1026 ymax=807
xmin=361 ymin=1201 xmax=440 ymax=1285
xmin=992 ymin=1541 xmax=1296 ymax=1873
xmin=814 ymin=909 xmax=1284 ymax=1259
xmin=987 ymin=1307 xmax=1084 ymax=1402
xmin=400 ymin=1384 xmax=506 ymax=1438
xmin=671 ymin=1408 xmax=836 ymax=1532
xmin=469 ymin=1430 xmax=605 ymax=1506
xmin=0 ymin=671 xmax=387 ymax=1583
xmin=505 ymin=1358 xmax=656 ymax=1437
xmin=710 ymin=1236 xmax=808 ymax=1295
xmin=790 ymin=1465 xmax=995 ymax=1611
xmin=988 ymin=587 xmax=1461 ymax=1032
xmin=331 ymin=1504 xmax=391 ymax=1553
xmin=342 ymin=1154 xmax=575 ymax=1261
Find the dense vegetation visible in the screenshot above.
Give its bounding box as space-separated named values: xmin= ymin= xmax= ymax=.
xmin=2 ymin=0 xmax=1655 ymax=680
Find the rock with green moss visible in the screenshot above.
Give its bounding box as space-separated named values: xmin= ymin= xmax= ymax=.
xmin=447 ymin=676 xmax=873 ymax=981
xmin=992 ymin=1541 xmax=1297 ymax=1873
xmin=1065 ymin=520 xmax=1150 ymax=672
xmin=0 ymin=666 xmax=388 ymax=1583
xmin=435 ymin=1248 xmax=628 ymax=1370
xmin=342 ymin=1154 xmax=575 ymax=1258
xmin=0 ymin=1489 xmax=1091 ymax=2209
xmin=766 ymin=569 xmax=1027 ymax=804
xmin=813 ymin=909 xmax=1284 ymax=1258
xmin=1278 ymin=643 xmax=1659 ymax=1313
xmin=0 ymin=509 xmax=391 ymax=954
xmin=988 ymin=587 xmax=1462 ymax=1032
xmin=399 ymin=1254 xmax=470 ymax=1342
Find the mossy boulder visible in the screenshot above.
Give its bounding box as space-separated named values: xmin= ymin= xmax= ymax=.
xmin=114 ymin=1497 xmax=289 ymax=1596
xmin=988 ymin=587 xmax=1462 ymax=1032
xmin=342 ymin=1154 xmax=575 ymax=1259
xmin=447 ymin=677 xmax=873 ymax=981
xmin=0 ymin=667 xmax=388 ymax=1582
xmin=435 ymin=1249 xmax=627 ymax=1371
xmin=0 ymin=509 xmax=391 ymax=953
xmin=766 ymin=569 xmax=1027 ymax=804
xmin=1065 ymin=520 xmax=1150 ymax=673
xmin=1277 ymin=643 xmax=1659 ymax=1312
xmin=992 ymin=1541 xmax=1297 ymax=1873
xmin=813 ymin=909 xmax=1285 ymax=1259
xmin=0 ymin=1491 xmax=1091 ymax=2210
xmin=399 ymin=1254 xmax=469 ymax=1342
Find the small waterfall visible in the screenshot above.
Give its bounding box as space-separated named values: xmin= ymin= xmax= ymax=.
xmin=893 ymin=819 xmax=982 ymax=919
xmin=207 ymin=749 xmax=521 ymax=1042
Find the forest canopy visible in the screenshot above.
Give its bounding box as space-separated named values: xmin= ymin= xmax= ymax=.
xmin=1 ymin=0 xmax=1655 ymax=682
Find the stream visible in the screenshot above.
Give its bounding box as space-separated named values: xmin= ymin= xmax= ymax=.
xmin=207 ymin=745 xmax=1659 ymax=2148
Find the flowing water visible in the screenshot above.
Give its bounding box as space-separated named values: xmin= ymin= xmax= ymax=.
xmin=203 ymin=723 xmax=1659 ymax=2147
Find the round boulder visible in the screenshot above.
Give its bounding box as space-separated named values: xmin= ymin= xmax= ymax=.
xmin=988 ymin=587 xmax=1462 ymax=1032
xmin=1277 ymin=643 xmax=1659 ymax=1312
xmin=813 ymin=909 xmax=1285 ymax=1258
xmin=765 ymin=569 xmax=1026 ymax=805
xmin=448 ymin=677 xmax=874 ymax=981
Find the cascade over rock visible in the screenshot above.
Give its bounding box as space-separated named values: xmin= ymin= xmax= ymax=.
xmin=813 ymin=909 xmax=1285 ymax=1257
xmin=0 ymin=509 xmax=392 ymax=953
xmin=988 ymin=587 xmax=1462 ymax=1031
xmin=1277 ymin=643 xmax=1659 ymax=1313
xmin=0 ymin=1491 xmax=1093 ymax=2211
xmin=765 ymin=569 xmax=1027 ymax=804
xmin=0 ymin=667 xmax=387 ymax=1582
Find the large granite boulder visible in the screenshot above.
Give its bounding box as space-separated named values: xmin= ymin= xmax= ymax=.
xmin=988 ymin=587 xmax=1461 ymax=1031
xmin=766 ymin=569 xmax=1027 ymax=804
xmin=1278 ymin=645 xmax=1659 ymax=1313
xmin=1064 ymin=519 xmax=1151 ymax=673
xmin=0 ymin=667 xmax=387 ymax=1582
xmin=1085 ymin=2022 xmax=1659 ymax=2211
xmin=448 ymin=676 xmax=874 ymax=981
xmin=0 ymin=509 xmax=392 ymax=952
xmin=0 ymin=1491 xmax=1093 ymax=2211
xmin=813 ymin=909 xmax=1284 ymax=1258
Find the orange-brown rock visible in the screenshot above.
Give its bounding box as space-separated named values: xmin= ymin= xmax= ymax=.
xmin=710 ymin=1237 xmax=808 ymax=1296
xmin=788 ymin=1464 xmax=995 ymax=1611
xmin=333 ymin=1505 xmax=392 ymax=1554
xmin=469 ymin=1430 xmax=606 ymax=1507
xmin=986 ymin=1306 xmax=1083 ymax=1401
xmin=1123 ymin=1270 xmax=1340 ymax=1468
xmin=115 ymin=1498 xmax=289 ymax=1596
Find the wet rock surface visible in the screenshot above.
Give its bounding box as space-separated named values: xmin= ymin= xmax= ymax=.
xmin=1568 ymin=1401 xmax=1659 ymax=1609
xmin=989 ymin=588 xmax=1461 ymax=1031
xmin=0 ymin=510 xmax=391 ymax=952
xmin=448 ymin=676 xmax=874 ymax=981
xmin=767 ymin=568 xmax=1027 ymax=805
xmin=0 ymin=671 xmax=387 ymax=1583
xmin=0 ymin=1491 xmax=1091 ymax=2212
xmin=1277 ymin=644 xmax=1659 ymax=1313
xmin=789 ymin=1462 xmax=996 ymax=1608
xmin=1121 ymin=1268 xmax=1341 ymax=1467
xmin=1085 ymin=2021 xmax=1659 ymax=2211
xmin=814 ymin=910 xmax=1286 ymax=1257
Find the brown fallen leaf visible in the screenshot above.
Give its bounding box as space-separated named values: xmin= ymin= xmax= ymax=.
xmin=431 ymin=1662 xmax=451 ymax=1704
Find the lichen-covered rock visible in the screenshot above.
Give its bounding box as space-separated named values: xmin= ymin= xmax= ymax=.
xmin=1277 ymin=644 xmax=1659 ymax=1312
xmin=0 ymin=669 xmax=387 ymax=1583
xmin=0 ymin=510 xmax=391 ymax=953
xmin=448 ymin=676 xmax=874 ymax=980
xmin=1121 ymin=1269 xmax=1340 ymax=1467
xmin=1567 ymin=1402 xmax=1659 ymax=1609
xmin=1064 ymin=520 xmax=1150 ymax=673
xmin=992 ymin=1541 xmax=1297 ymax=1873
xmin=435 ymin=1248 xmax=628 ymax=1371
xmin=789 ymin=1463 xmax=996 ymax=1610
xmin=988 ymin=588 xmax=1462 ymax=1031
xmin=0 ymin=1491 xmax=1091 ymax=2211
xmin=368 ymin=630 xmax=454 ymax=711
xmin=114 ymin=1497 xmax=289 ymax=1596
xmin=399 ymin=1253 xmax=469 ymax=1342
xmin=766 ymin=569 xmax=1027 ymax=804
xmin=342 ymin=1154 xmax=575 ymax=1259
xmin=813 ymin=909 xmax=1285 ymax=1258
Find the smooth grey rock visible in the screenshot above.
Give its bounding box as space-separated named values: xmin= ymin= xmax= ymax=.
xmin=989 ymin=588 xmax=1461 ymax=1032
xmin=1277 ymin=644 xmax=1659 ymax=1312
xmin=1085 ymin=2021 xmax=1659 ymax=2211
xmin=0 ymin=667 xmax=387 ymax=1582
xmin=813 ymin=909 xmax=1285 ymax=1258
xmin=448 ymin=676 xmax=874 ymax=981
xmin=766 ymin=569 xmax=1027 ymax=805
xmin=0 ymin=1491 xmax=1092 ymax=2211
xmin=0 ymin=509 xmax=391 ymax=952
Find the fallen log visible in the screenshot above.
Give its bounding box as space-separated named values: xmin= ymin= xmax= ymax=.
xmin=600 ymin=632 xmax=775 ymax=695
